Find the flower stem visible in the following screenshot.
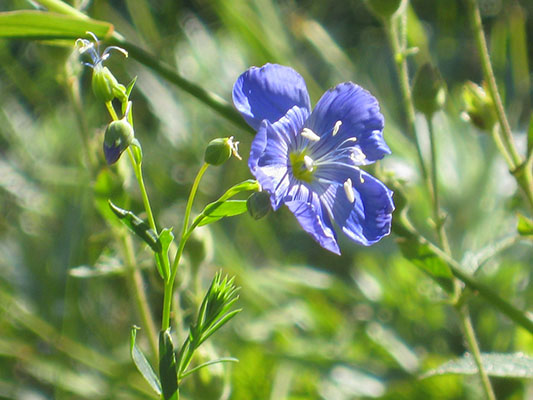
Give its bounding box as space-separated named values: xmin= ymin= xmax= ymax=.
xmin=119 ymin=231 xmax=159 ymax=358
xmin=383 ymin=15 xmax=428 ymax=185
xmin=457 ymin=304 xmax=497 ymax=400
xmin=161 ymin=163 xmax=210 ymax=331
xmin=426 ymin=115 xmax=450 ymax=254
xmin=465 ymin=0 xmax=533 ymax=211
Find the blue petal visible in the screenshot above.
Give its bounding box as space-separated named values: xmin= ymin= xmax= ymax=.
xmin=306 ymin=82 xmax=390 ymax=163
xmin=103 ymin=142 xmax=122 ymax=165
xmin=249 ymin=106 xmax=309 ymax=210
xmin=233 ymin=64 xmax=311 ymax=130
xmin=285 ymin=186 xmax=340 ymax=255
xmin=325 ymin=168 xmax=394 ymax=246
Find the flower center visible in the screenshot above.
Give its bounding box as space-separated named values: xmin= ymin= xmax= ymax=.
xmin=290 ymin=151 xmax=315 ymax=182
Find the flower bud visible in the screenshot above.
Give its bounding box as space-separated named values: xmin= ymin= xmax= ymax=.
xmin=365 ymin=0 xmax=405 ymax=18
xmin=92 ymin=65 xmax=127 ymax=103
xmin=247 ymin=191 xmax=271 ymax=220
xmin=103 ymin=118 xmax=134 ymax=165
xmin=461 ymin=81 xmax=497 ymax=132
xmin=204 ymin=136 xmax=241 ymax=166
xmin=412 ymin=63 xmax=446 ymax=117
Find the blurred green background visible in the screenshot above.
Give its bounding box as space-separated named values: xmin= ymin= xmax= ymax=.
xmin=1 ymin=0 xmax=533 ymax=399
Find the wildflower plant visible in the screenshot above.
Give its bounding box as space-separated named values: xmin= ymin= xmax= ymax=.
xmin=3 ymin=2 xmax=533 ymax=399
xmin=75 ymin=32 xmax=258 ymax=399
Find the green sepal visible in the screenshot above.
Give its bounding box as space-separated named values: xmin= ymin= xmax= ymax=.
xmin=108 ymin=200 xmax=162 ymax=252
xmin=159 ymin=329 xmax=178 ymax=400
xmin=130 ymin=327 xmax=162 ymax=396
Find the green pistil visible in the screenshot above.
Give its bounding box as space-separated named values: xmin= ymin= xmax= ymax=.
xmin=290 ymin=151 xmax=314 ymax=182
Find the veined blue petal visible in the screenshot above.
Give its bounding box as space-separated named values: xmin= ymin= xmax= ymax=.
xmin=285 ymin=189 xmax=340 ymax=255
xmin=322 ymin=167 xmax=394 ymax=246
xmin=306 ymin=82 xmax=390 ymax=163
xmin=249 ymin=106 xmax=309 ymax=210
xmin=233 ymin=64 xmax=311 ymax=130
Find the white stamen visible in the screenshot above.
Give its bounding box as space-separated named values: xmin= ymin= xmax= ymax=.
xmin=228 ymin=136 xmax=242 ymax=160
xmin=301 ymin=128 xmax=320 ymax=142
xmin=360 ymin=175 xmax=365 ymax=184
xmin=344 ymin=178 xmax=355 ymax=203
xmin=332 ymin=120 xmax=342 ymax=136
xmin=304 ymin=155 xmax=314 ymax=171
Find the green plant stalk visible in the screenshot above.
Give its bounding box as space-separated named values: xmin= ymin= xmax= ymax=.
xmin=120 ymin=231 xmax=159 ymax=358
xmin=104 ymin=101 xmax=161 ymax=354
xmin=162 ymin=163 xmax=210 ymax=331
xmin=383 ymin=15 xmax=429 ymax=186
xmin=465 ymin=0 xmax=533 ymax=210
xmin=426 ymin=114 xmax=494 ymax=398
xmin=457 ymin=305 xmax=497 ymax=400
xmin=426 ymin=115 xmax=450 ymax=253
xmin=395 ymin=215 xmax=533 ymax=334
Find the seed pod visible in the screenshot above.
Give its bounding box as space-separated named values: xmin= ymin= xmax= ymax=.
xmin=103 ymin=118 xmax=134 ymax=165
xmin=204 ymin=137 xmax=241 ymax=166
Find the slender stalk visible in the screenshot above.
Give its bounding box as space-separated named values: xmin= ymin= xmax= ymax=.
xmin=393 ymin=215 xmax=533 ymax=334
xmin=127 ymin=148 xmax=157 ymax=232
xmin=426 ymin=116 xmax=451 ymax=254
xmin=35 ymin=0 xmax=89 ymax=19
xmin=465 ymin=0 xmax=533 ymax=210
xmin=457 ymin=305 xmax=497 ymax=400
xmin=161 ymin=163 xmax=210 ymax=331
xmin=120 ymin=231 xmax=159 ymax=357
xmin=383 ymin=16 xmax=428 ymax=185
xmin=465 ymin=0 xmax=520 ymax=166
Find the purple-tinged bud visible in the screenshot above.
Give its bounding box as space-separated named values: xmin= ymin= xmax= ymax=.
xmin=103 ymin=117 xmax=134 ymax=165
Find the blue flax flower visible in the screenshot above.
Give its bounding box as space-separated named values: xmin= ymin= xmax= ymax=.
xmin=233 ymin=64 xmax=394 ymax=254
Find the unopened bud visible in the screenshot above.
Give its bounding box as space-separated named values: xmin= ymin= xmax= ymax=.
xmin=92 ymin=65 xmax=127 ymax=103
xmin=204 ymin=136 xmax=241 ymax=166
xmin=103 ymin=117 xmax=134 ymax=165
xmin=412 ymin=63 xmax=446 ymax=117
xmin=461 ymin=81 xmax=497 ymax=132
xmin=247 ymin=191 xmax=271 ymax=220
xmin=365 ymin=0 xmax=406 ymax=18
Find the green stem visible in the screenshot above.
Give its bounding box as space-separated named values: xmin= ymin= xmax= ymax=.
xmin=127 ymin=148 xmax=157 ymax=232
xmin=465 ymin=0 xmax=533 ymax=211
xmin=383 ymin=16 xmax=429 ymax=185
xmin=426 ymin=115 xmax=451 ymax=254
xmin=161 ymin=163 xmax=210 ymax=331
xmin=120 ymin=231 xmax=159 ymax=358
xmin=105 ymin=101 xmax=119 ymax=121
xmin=457 ymin=305 xmax=497 ymax=400
xmin=394 ymin=215 xmax=533 ymax=334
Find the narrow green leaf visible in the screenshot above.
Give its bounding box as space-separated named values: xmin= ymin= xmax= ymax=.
xmin=159 ymin=329 xmax=178 ymax=400
xmin=130 ymin=327 xmax=162 ymax=396
xmin=180 ymin=357 xmax=238 ymax=380
xmin=108 ymin=200 xmax=162 ymax=252
xmin=0 ymin=11 xmax=113 ymax=40
xmin=198 ymin=200 xmax=248 ymax=226
xmin=517 ymin=213 xmax=533 ymax=236
xmin=422 ymin=353 xmax=533 ymax=379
